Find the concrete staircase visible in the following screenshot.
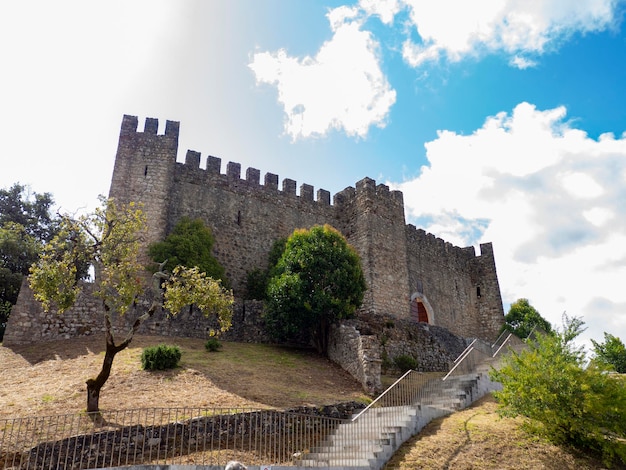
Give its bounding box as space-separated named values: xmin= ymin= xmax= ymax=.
xmin=297 ymin=370 xmax=501 ymax=469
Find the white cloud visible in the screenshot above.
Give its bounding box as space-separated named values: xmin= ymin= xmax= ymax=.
xmin=559 ymin=171 xmax=604 ymax=199
xmin=400 ymin=0 xmax=618 ymax=66
xmin=358 ymin=0 xmax=402 ymax=25
xmin=390 ymin=102 xmax=626 ymax=346
xmin=249 ymin=12 xmax=396 ymax=140
xmin=509 ymin=55 xmax=538 ymax=69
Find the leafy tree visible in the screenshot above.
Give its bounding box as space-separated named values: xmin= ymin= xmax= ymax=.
xmin=29 ymin=198 xmax=234 ymax=412
xmin=148 ymin=217 xmax=228 ymax=286
xmin=501 ymin=298 xmax=552 ymax=339
xmin=264 ymin=225 xmax=366 ymax=355
xmin=0 ymin=223 xmax=41 ymax=338
xmin=592 ymin=332 xmax=626 ymax=373
xmin=0 ymin=184 xmax=60 ymax=340
xmin=0 ymin=183 xmax=58 ymax=242
xmin=492 ymin=315 xmax=626 ymax=466
xmin=244 ymin=237 xmax=287 ymax=300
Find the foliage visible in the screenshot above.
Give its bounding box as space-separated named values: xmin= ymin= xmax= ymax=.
xmin=29 ymin=197 xmax=142 ymax=314
xmin=28 ymin=197 xmax=234 ymax=412
xmin=148 ymin=217 xmax=228 ymax=286
xmin=205 ymin=337 xmax=222 ymax=352
xmin=141 ymin=344 xmax=182 ymax=370
xmin=244 ymin=238 xmax=287 ymax=300
xmin=0 ymin=183 xmax=58 ymax=243
xmin=491 ymin=315 xmax=626 ymax=467
xmin=163 ymin=265 xmax=233 ymax=336
xmin=0 ymin=184 xmax=61 ymax=341
xmin=501 ymin=298 xmax=552 ymax=339
xmin=264 ymin=225 xmax=366 ymax=355
xmin=245 ymin=268 xmax=268 ymax=300
xmin=592 ymin=332 xmax=626 ymax=373
xmin=394 ymin=354 xmax=418 ymax=373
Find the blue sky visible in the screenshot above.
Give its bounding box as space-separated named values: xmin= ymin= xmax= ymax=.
xmin=1 ymin=0 xmax=625 ymax=350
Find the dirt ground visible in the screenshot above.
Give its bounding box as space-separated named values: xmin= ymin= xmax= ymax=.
xmin=0 ymin=335 xmax=367 ymax=419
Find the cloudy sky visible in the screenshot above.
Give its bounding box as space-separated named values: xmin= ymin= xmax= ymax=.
xmin=1 ymin=0 xmax=625 ymax=350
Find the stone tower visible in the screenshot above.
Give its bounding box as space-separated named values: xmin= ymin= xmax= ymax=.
xmin=108 ymin=115 xmax=180 ymax=270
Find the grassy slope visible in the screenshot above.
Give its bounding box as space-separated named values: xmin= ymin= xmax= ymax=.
xmin=0 ymin=336 xmax=612 ymax=469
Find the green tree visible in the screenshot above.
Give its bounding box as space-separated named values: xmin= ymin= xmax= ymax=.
xmin=244 ymin=237 xmax=287 ymax=300
xmin=0 ymin=184 xmax=60 ymax=340
xmin=492 ymin=315 xmax=626 ymax=466
xmin=29 ymin=198 xmax=234 ymax=413
xmin=0 ymin=223 xmax=41 ymax=339
xmin=0 ymin=183 xmax=58 ymax=242
xmin=264 ymin=225 xmax=366 ymax=355
xmin=148 ymin=217 xmax=228 ymax=286
xmin=501 ymin=298 xmax=552 ymax=339
xmin=592 ymin=332 xmax=626 ymax=373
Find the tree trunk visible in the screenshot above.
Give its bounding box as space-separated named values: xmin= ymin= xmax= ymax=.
xmin=85 ymin=331 xmax=122 ymax=413
xmin=85 ymin=301 xmax=158 ymax=413
xmin=313 ymin=317 xmax=330 ymax=356
xmin=86 ymin=340 xmax=118 ymax=413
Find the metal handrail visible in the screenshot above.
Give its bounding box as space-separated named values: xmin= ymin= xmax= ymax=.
xmin=351 ymin=369 xmax=413 ymax=421
xmin=491 ymin=329 xmax=509 ymax=350
xmin=454 ymin=338 xmax=477 ymax=363
xmin=492 ymin=332 xmax=513 ymax=358
xmin=442 ymin=346 xmax=475 ymax=381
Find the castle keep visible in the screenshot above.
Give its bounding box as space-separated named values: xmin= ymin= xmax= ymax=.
xmin=110 ymin=115 xmax=505 ymax=342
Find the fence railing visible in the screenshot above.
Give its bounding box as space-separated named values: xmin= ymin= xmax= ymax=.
xmin=0 ymin=407 xmax=343 ymax=469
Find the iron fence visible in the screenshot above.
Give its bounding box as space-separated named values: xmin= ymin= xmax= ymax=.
xmin=0 ymin=407 xmax=343 ymax=469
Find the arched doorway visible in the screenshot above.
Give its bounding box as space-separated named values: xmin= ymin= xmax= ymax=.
xmin=410 ymin=292 xmax=435 ymax=325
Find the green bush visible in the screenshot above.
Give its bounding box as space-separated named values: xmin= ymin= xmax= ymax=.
xmin=205 ymin=338 xmax=222 ymax=352
xmin=394 ymin=354 xmax=418 ymax=373
xmin=491 ymin=315 xmax=626 ymax=467
xmin=141 ymin=344 xmax=182 ymax=370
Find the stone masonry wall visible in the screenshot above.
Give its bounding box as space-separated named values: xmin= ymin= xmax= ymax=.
xmin=105 ymin=116 xmax=504 ymax=339
xmin=167 ymin=154 xmax=335 ymax=296
xmin=108 ymin=116 xmax=180 ymax=276
xmin=405 ymin=226 xmax=504 ymax=341
xmin=3 ymin=281 xmax=269 ymax=346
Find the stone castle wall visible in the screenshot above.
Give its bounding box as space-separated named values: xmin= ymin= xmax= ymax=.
xmin=167 ymin=153 xmax=336 ymax=295
xmin=104 ymin=115 xmax=503 ymax=341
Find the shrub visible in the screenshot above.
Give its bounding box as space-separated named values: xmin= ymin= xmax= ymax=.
xmin=141 ymin=344 xmax=182 ymax=370
xmin=491 ymin=315 xmax=626 ymax=467
xmin=205 ymin=338 xmax=222 ymax=352
xmin=394 ymin=354 xmax=418 ymax=373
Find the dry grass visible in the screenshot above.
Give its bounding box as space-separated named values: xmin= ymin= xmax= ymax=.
xmin=385 ymin=394 xmax=611 ymax=470
xmin=0 ymin=335 xmax=367 ymax=418
xmin=0 ymin=336 xmax=613 ymax=469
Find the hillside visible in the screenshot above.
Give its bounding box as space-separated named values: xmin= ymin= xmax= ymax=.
xmin=0 ymin=336 xmax=612 ymax=469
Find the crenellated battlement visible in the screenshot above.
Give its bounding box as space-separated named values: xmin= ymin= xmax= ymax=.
xmin=406 ymin=224 xmax=479 ymax=262
xmin=120 ymin=114 xmax=179 ymax=138
xmin=176 ymin=150 xmax=333 ymax=206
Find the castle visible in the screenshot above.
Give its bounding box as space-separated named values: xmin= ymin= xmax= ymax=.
xmin=109 ymin=115 xmax=505 ymax=342
xmin=4 ymin=115 xmax=506 ymax=391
